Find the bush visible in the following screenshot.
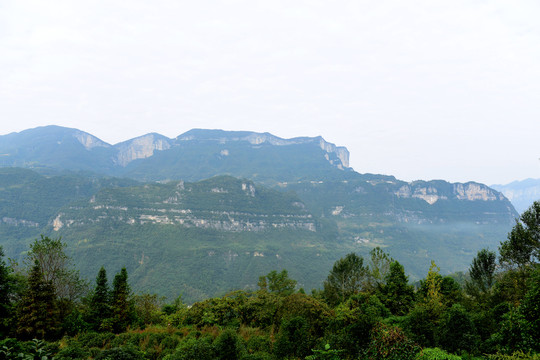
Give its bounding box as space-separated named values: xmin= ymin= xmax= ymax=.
xmin=77 ymin=331 xmax=115 ymax=348
xmin=55 ymin=343 xmax=90 ymax=360
xmin=246 ymin=335 xmax=272 ymax=355
xmin=363 ymin=323 xmax=421 ymax=360
xmin=416 ymin=347 xmax=462 ymax=360
xmin=213 ymin=328 xmax=246 ymax=360
xmin=436 ymin=304 xmax=478 ymax=354
xmin=94 ymin=345 xmax=145 ymax=360
xmin=273 ymin=316 xmax=312 ymax=359
xmin=165 ymin=336 xmax=214 ymax=360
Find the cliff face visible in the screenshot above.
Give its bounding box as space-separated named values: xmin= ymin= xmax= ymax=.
xmin=113 ymin=134 xmax=172 ymax=166
xmin=176 ymin=129 xmax=350 ymax=170
xmin=395 ymin=182 xmax=504 ymax=205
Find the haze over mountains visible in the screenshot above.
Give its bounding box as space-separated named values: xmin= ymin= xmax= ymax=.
xmin=0 ymin=126 xmax=521 ymax=302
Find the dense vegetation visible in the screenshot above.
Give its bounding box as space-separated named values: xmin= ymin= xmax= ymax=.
xmin=1 ymin=202 xmax=539 ymax=359
xmin=0 ymin=168 xmax=517 ymax=303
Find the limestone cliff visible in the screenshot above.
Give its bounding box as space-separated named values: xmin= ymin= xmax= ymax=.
xmin=114 ymin=133 xmax=172 ymax=166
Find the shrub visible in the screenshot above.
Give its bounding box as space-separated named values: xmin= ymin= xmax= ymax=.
xmin=213 ymin=328 xmax=246 ymax=360
xmin=436 ymin=304 xmax=478 ymax=354
xmin=273 ymin=316 xmax=312 ymax=359
xmin=363 ymin=323 xmax=421 ymax=360
xmin=416 ymin=347 xmax=462 ymax=360
xmin=94 ymin=345 xmax=145 ymax=360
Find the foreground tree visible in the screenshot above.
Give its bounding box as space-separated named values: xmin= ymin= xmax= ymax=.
xmin=88 ymin=266 xmax=111 ymax=331
xmin=500 ymin=201 xmax=540 ymax=268
xmin=17 ymin=261 xmax=59 ymax=340
xmin=465 ymin=248 xmax=497 ymax=307
xmin=323 ymin=253 xmax=367 ymax=306
xmin=111 ymin=267 xmax=134 ymax=333
xmin=25 ymin=235 xmax=86 ymax=302
xmin=379 ymin=261 xmax=414 ymax=315
xmin=258 ymin=269 xmax=296 ymax=296
xmin=0 ymin=246 xmax=14 ymax=336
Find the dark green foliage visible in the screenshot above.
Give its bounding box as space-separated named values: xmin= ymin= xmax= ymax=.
xmin=245 ymin=335 xmax=272 ymax=355
xmin=166 ymin=336 xmax=215 ymax=360
xmin=500 ymin=201 xmax=540 ymax=268
xmin=277 ymin=293 xmax=332 ymax=339
xmin=55 ymin=342 xmax=90 ymax=360
xmin=111 ymin=267 xmax=134 ymax=333
xmin=94 ymin=345 xmax=145 ymax=360
xmin=76 ymin=331 xmax=116 ymax=348
xmin=0 ymin=247 xmax=13 ymax=337
xmin=436 ymin=304 xmax=478 ymax=353
xmin=89 ymin=266 xmax=111 ymax=331
xmin=405 ymin=305 xmax=439 ymax=347
xmin=274 ymin=316 xmax=313 ymax=359
xmin=466 ymin=249 xmax=497 ymax=295
xmin=327 ymin=293 xmax=390 ymax=358
xmin=379 ymin=261 xmax=414 ymax=316
xmin=322 ymin=252 xmax=367 ymax=306
xmin=363 ymin=323 xmax=421 ymax=360
xmin=16 ymin=261 xmax=59 ymax=340
xmin=213 ymin=328 xmax=246 ymax=360
xmin=517 ymin=266 xmax=540 ymax=352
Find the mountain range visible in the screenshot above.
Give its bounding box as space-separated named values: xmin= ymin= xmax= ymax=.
xmin=0 ymin=126 xmax=520 ymax=302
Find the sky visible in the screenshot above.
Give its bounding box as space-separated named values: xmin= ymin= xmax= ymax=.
xmin=1 ymin=0 xmax=539 ymax=185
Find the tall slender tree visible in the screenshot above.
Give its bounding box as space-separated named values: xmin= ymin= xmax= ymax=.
xmin=16 ymin=261 xmax=58 ymax=340
xmin=379 ymin=261 xmax=414 ymax=315
xmin=111 ymin=267 xmax=133 ymax=333
xmin=0 ymin=247 xmax=13 ymax=336
xmin=88 ymin=266 xmax=111 ymax=331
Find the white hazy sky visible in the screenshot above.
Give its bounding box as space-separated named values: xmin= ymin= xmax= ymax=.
xmin=1 ymin=0 xmax=539 ymax=185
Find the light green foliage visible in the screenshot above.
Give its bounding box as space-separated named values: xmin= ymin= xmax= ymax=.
xmin=367 ymin=247 xmax=395 ymax=290
xmin=487 ymin=351 xmax=540 ymax=360
xmin=24 ymin=235 xmax=86 ymax=302
xmin=424 ymin=261 xmax=444 ymax=314
xmin=258 ymin=269 xmax=296 ymax=296
xmin=305 ymin=343 xmax=344 ymax=360
xmin=416 ymin=347 xmax=463 ymax=360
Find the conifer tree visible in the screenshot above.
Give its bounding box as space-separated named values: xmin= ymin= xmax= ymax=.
xmin=88 ymin=266 xmax=110 ymax=331
xmin=111 ymin=267 xmax=133 ymax=333
xmin=380 ymin=261 xmax=414 ymax=315
xmin=17 ymin=261 xmax=58 ymax=340
xmin=0 ymin=247 xmax=13 ymax=336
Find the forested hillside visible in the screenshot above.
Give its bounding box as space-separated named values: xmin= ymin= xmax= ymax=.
xmin=1 ymin=202 xmax=539 ymax=359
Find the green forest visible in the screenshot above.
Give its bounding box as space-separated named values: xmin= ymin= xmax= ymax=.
xmin=1 ymin=202 xmax=539 ymax=360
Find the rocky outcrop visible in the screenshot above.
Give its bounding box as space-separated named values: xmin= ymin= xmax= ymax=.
xmin=74 ymin=131 xmax=110 ymax=150
xmin=114 ymin=134 xmax=172 ymax=166
xmin=395 ymin=182 xmax=502 ymax=205
xmin=454 ymin=183 xmax=501 ymax=201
